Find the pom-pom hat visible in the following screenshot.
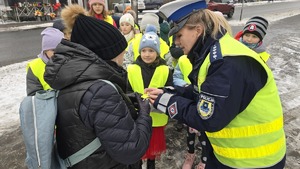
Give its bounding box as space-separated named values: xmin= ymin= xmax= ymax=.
xmin=61 ymin=4 xmax=127 ymax=60
xmin=139 ymin=25 xmax=160 ymax=55
xmin=158 ymin=0 xmax=207 ymax=37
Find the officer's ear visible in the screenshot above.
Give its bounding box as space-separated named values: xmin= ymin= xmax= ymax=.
xmin=195 ymin=25 xmax=203 ymax=38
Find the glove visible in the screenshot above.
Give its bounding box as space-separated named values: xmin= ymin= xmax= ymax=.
xmin=126 ymin=92 xmax=139 ymax=110
xmin=134 ymin=93 xmax=150 ymax=115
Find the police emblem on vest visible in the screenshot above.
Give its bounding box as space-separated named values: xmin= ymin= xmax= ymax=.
xmin=197 ymin=94 xmax=214 ymax=119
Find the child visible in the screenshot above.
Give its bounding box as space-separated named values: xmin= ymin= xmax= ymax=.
xmin=125 ymin=9 xmax=140 ymax=34
xmin=52 ymin=18 xmax=71 ymax=40
xmin=127 ymin=25 xmax=173 ymax=169
xmin=173 ymin=55 xmax=206 ymax=169
xmin=119 ymin=13 xmax=135 ymax=43
xmin=125 ymin=13 xmax=171 ymax=69
xmin=26 ymin=27 xmax=64 ymax=96
xmin=235 ymin=16 xmax=270 ymax=62
xmin=120 ymin=13 xmax=137 ymax=69
xmin=88 ymin=0 xmax=117 ymax=27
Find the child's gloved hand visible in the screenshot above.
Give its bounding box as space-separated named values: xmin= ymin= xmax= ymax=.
xmin=135 ymin=93 xmax=150 ymax=115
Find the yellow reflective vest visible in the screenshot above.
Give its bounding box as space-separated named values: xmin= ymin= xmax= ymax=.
xmin=104 ymin=15 xmax=114 ymax=25
xmin=259 ymin=51 xmax=271 ymax=62
xmin=131 ymin=33 xmax=169 ymax=61
xmin=127 ymin=64 xmax=169 ymax=127
xmin=197 ymin=33 xmax=286 ymax=168
xmin=177 ymin=55 xmax=192 ymax=84
xmin=26 ymin=58 xmax=51 ymax=90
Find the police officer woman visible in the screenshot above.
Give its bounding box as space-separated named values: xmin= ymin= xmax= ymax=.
xmin=145 ymin=0 xmax=286 ymax=169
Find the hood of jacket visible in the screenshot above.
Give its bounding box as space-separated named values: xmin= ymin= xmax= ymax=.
xmin=44 ymin=39 xmax=128 ymax=91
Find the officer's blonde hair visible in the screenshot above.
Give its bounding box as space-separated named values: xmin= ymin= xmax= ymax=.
xmin=185 ymin=9 xmax=232 ymax=40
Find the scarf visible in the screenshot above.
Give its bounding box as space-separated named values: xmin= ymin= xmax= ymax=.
xmin=123 ymin=30 xmax=135 ymax=42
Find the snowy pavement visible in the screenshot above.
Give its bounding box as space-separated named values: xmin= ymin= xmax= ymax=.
xmin=0 ymin=1 xmax=300 ymax=168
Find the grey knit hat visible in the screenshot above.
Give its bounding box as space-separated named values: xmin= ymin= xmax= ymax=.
xmin=243 ymin=16 xmax=269 ymax=41
xmin=140 ymin=13 xmax=160 ymax=34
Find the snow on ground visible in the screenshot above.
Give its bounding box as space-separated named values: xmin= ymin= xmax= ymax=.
xmin=0 ymin=0 xmax=300 ymax=168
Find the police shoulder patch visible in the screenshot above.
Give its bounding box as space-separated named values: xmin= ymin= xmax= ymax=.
xmin=197 ymin=94 xmax=215 ymax=120
xmin=168 ymin=102 xmax=178 ymax=118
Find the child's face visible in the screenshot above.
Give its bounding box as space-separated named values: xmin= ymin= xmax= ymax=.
xmin=120 ymin=22 xmax=132 ymax=35
xmin=242 ymin=33 xmax=260 ymax=44
xmin=92 ymin=3 xmax=104 ymax=14
xmin=141 ymin=47 xmax=157 ymax=64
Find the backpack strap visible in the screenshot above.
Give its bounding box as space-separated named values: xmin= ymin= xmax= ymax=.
xmin=64 ymin=138 xmax=101 ymax=167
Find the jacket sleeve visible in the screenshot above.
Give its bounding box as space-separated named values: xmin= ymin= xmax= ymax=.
xmin=26 ymin=67 xmax=43 ymax=96
xmin=173 ymin=64 xmax=188 ymax=87
xmin=154 ymin=56 xmax=267 ymax=132
xmin=80 ymin=80 xmax=152 ymax=165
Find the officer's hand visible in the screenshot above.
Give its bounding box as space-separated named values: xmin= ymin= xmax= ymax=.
xmin=144 ymin=88 xmax=164 ymax=104
xmin=135 ymin=93 xmax=150 ymax=115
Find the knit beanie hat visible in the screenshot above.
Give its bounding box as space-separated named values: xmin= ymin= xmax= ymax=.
xmin=243 ymin=16 xmax=268 ymax=41
xmin=88 ymin=0 xmax=105 ymax=7
xmin=52 ymin=19 xmax=65 ymax=32
xmin=119 ymin=13 xmax=134 ymax=27
xmin=139 ymin=25 xmax=160 ymax=54
xmin=39 ymin=27 xmax=64 ymax=62
xmin=140 ymin=13 xmax=160 ymax=34
xmin=41 ymin=27 xmax=64 ymax=52
xmin=61 ymin=4 xmax=127 ymax=60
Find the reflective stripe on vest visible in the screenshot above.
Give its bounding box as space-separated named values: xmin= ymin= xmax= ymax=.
xmin=27 ymin=58 xmax=51 ymax=90
xmin=178 ymin=55 xmax=192 ymax=84
xmin=131 ymin=34 xmax=169 ymax=61
xmin=259 ymin=51 xmax=270 ymax=62
xmin=127 ymin=64 xmax=169 ymax=127
xmin=198 ymin=33 xmax=286 ymax=168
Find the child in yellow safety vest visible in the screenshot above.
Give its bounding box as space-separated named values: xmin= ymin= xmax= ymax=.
xmin=235 ymin=16 xmax=270 ymax=62
xmin=119 ymin=13 xmax=137 ymax=69
xmin=88 ymin=0 xmax=117 ymax=27
xmin=127 ymin=25 xmax=173 ymax=169
xmin=173 ymin=55 xmax=207 ymax=169
xmin=26 ymin=27 xmax=63 ymax=96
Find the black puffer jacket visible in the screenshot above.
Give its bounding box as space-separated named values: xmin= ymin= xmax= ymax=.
xmin=44 ymin=39 xmax=152 ymax=169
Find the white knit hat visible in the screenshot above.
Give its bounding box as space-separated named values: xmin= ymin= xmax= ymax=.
xmin=119 ymin=13 xmax=135 ymax=27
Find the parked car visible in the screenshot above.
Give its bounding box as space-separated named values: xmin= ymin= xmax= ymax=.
xmin=207 ymin=0 xmax=235 ymax=18
xmin=114 ymin=0 xmax=146 ymax=13
xmin=144 ymin=0 xmax=164 ymax=10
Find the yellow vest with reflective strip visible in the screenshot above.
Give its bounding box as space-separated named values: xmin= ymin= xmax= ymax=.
xmin=131 ymin=33 xmax=169 ymax=61
xmin=26 ymin=58 xmax=51 ymax=90
xmin=178 ymin=55 xmax=192 ymax=84
xmin=127 ymin=64 xmax=169 ymax=127
xmin=259 ymin=51 xmax=270 ymax=62
xmin=197 ymin=33 xmax=286 ymax=168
